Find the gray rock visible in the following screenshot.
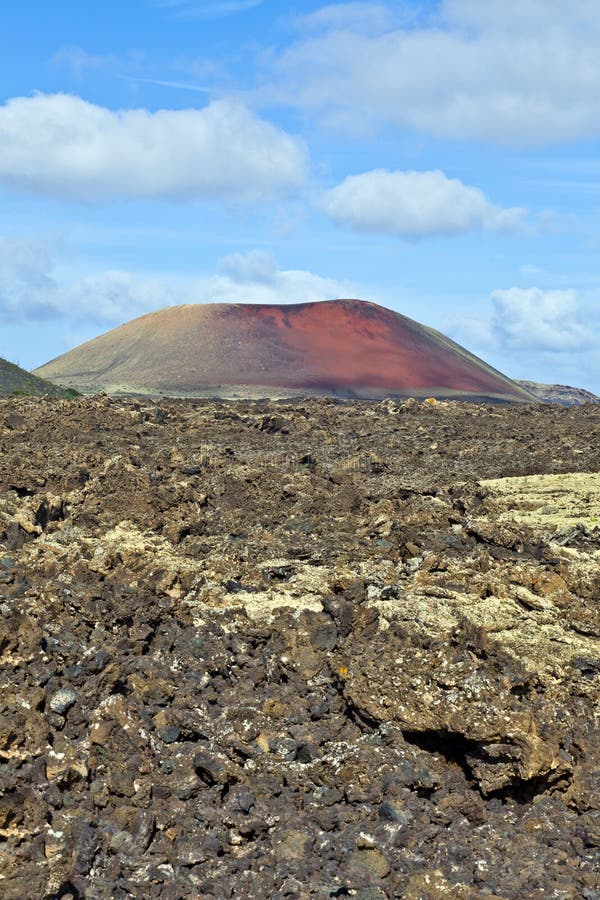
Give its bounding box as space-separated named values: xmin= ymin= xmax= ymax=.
xmin=49 ymin=688 xmax=78 ymax=714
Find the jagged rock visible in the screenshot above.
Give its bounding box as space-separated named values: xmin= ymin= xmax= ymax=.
xmin=516 ymin=380 xmax=600 ymax=406
xmin=0 ymin=395 xmax=599 ymax=898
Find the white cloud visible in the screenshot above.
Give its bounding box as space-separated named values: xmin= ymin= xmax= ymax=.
xmin=444 ymin=0 xmax=600 ymax=33
xmin=0 ymin=93 xmax=306 ymax=202
xmin=293 ymin=3 xmax=393 ymax=35
xmin=0 ymin=237 xmax=59 ymax=321
xmin=205 ymin=249 xmax=352 ymax=302
xmin=0 ymin=239 xmax=351 ymax=327
xmin=0 ymin=236 xmax=168 ymax=323
xmin=272 ymin=0 xmax=600 ymax=145
xmin=321 ymin=169 xmax=525 ymax=238
xmin=444 ymin=283 xmax=600 ymax=389
xmin=450 ymin=286 xmax=592 ymax=356
xmin=60 ymin=271 xmax=171 ymax=323
xmin=490 ymin=287 xmax=591 ymax=352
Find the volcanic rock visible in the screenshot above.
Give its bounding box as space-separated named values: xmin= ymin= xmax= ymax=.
xmin=516 ymin=380 xmax=600 ymax=406
xmin=35 ymin=299 xmax=534 ymax=402
xmin=1 ymin=394 xmax=599 ymax=898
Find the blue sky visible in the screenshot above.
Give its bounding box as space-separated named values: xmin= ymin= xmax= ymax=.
xmin=1 ymin=0 xmax=600 ymax=391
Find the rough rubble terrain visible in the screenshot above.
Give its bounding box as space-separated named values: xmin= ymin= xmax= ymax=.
xmin=0 ymin=395 xmax=599 ymax=900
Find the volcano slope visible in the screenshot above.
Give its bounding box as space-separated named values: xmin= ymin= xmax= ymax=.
xmin=1 ymin=396 xmax=599 ymax=899
xmin=34 ymin=299 xmax=533 ymax=403
xmin=0 ymin=357 xmax=72 ymax=398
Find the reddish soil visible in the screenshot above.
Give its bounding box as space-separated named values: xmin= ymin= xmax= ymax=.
xmin=35 ymin=299 xmax=533 ymax=402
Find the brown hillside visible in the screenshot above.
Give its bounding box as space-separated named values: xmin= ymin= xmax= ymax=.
xmin=35 ymin=299 xmax=534 ymax=402
xmin=0 ymin=356 xmax=72 ymax=397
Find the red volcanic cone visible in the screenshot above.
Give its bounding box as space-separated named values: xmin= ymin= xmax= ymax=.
xmin=35 ymin=299 xmax=533 ymax=402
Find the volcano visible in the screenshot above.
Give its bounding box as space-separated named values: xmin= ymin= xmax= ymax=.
xmin=34 ymin=299 xmax=533 ymax=402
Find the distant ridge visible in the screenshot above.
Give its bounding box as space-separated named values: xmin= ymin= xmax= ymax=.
xmin=35 ymin=298 xmax=535 ymax=403
xmin=0 ymin=357 xmax=73 ymax=398
xmin=516 ymin=380 xmax=600 ymax=407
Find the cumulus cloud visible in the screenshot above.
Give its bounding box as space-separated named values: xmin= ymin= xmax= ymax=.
xmin=0 ymin=239 xmax=351 ymax=328
xmin=272 ymin=0 xmax=600 ymax=145
xmin=0 ymin=237 xmax=168 ymax=323
xmin=450 ymin=286 xmax=592 ymax=355
xmin=0 ymin=94 xmax=306 ymax=202
xmin=0 ymin=237 xmax=60 ymax=321
xmin=321 ymin=169 xmax=525 ymax=238
xmin=445 ymin=284 xmax=599 ymax=388
xmin=444 ymin=0 xmax=599 ymax=33
xmin=490 ymin=287 xmax=591 ymax=352
xmin=205 ymin=250 xmax=352 ymax=302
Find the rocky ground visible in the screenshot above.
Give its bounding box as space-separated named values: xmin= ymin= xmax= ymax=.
xmin=0 ymin=395 xmax=599 ymax=899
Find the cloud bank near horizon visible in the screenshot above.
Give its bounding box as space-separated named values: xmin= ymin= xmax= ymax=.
xmin=3 ymin=234 xmax=595 ymax=389
xmin=0 ymin=239 xmax=353 ymax=331
xmin=447 ymin=284 xmax=599 ymax=388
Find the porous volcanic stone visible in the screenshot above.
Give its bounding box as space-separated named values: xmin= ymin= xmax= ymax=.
xmin=0 ymin=394 xmax=599 ymax=898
